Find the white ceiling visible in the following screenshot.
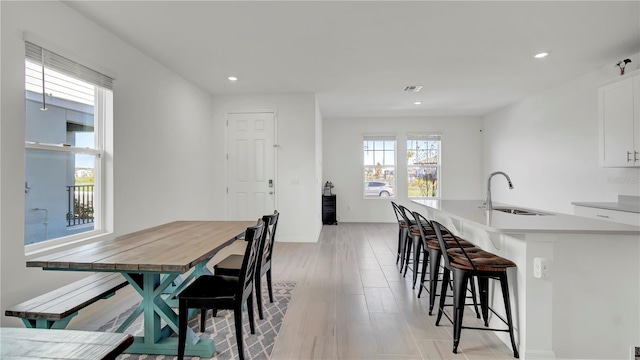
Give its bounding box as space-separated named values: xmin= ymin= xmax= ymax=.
xmin=64 ymin=1 xmax=640 ymax=118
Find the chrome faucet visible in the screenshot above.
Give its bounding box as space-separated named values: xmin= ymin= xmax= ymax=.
xmin=484 ymin=171 xmax=514 ymax=211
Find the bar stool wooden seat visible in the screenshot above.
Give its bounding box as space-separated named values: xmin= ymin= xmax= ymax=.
xmin=431 ymin=220 xmax=519 ymax=358
xmin=411 ymin=211 xmax=480 ymax=316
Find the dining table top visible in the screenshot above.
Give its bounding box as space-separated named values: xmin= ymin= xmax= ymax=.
xmin=27 ymin=220 xmax=256 ymax=273
xmin=0 ymin=327 xmax=134 ymax=360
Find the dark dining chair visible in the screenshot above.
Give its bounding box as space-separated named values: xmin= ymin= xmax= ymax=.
xmin=177 ymin=220 xmax=265 ymax=360
xmin=214 ymin=210 xmax=279 ymax=320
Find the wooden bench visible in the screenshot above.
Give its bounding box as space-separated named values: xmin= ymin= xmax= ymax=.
xmin=5 ymin=273 xmax=129 ymax=329
xmin=1 ymin=327 xmax=134 ymax=359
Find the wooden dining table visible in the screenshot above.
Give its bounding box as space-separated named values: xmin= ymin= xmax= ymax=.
xmin=0 ymin=327 xmax=133 ymax=359
xmin=27 ymin=220 xmax=255 ymax=357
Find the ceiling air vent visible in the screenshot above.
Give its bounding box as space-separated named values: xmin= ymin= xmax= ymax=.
xmin=403 ymin=85 xmax=423 ymax=92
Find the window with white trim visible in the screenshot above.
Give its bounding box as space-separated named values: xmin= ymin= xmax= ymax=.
xmin=24 ymin=41 xmax=113 ymax=247
xmin=363 ymin=136 xmax=396 ymax=198
xmin=407 ymin=134 xmax=441 ymax=198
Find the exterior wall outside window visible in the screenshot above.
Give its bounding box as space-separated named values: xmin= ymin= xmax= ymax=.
xmin=24 ymin=93 xmax=97 ymax=244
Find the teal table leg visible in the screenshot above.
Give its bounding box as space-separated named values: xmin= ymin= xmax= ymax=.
xmin=119 ymin=272 xmax=215 ymax=357
xmin=168 ymin=261 xmax=213 ymax=297
xmin=162 ymin=273 xmax=184 ymax=294
xmin=162 ymin=258 xmax=215 ymax=309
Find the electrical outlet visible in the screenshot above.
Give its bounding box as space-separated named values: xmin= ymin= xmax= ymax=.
xmin=533 ymin=257 xmax=549 ymax=278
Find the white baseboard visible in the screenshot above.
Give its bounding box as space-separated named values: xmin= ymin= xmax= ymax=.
xmin=524 ymin=350 xmax=556 ymax=360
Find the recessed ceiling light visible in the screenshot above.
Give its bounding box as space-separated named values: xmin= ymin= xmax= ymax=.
xmin=228 ymin=76 xmax=238 ymax=81
xmin=414 ymin=101 xmax=422 ymax=105
xmin=533 ymin=52 xmax=549 ymax=59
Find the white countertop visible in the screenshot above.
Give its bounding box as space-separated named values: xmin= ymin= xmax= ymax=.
xmin=572 ymin=201 xmax=640 ymax=213
xmin=571 ymin=195 xmax=640 ymax=214
xmin=412 ymin=199 xmax=640 ymax=235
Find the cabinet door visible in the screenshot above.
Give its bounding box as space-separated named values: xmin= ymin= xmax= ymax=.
xmin=600 ymin=76 xmax=635 ymax=167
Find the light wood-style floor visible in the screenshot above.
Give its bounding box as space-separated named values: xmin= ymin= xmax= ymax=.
xmin=72 ymin=222 xmax=515 ymax=359
xmin=269 ymin=223 xmax=514 ymax=360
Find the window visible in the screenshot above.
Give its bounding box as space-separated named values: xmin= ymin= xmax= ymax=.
xmin=24 ymin=41 xmax=113 ymax=248
xmin=407 ymin=134 xmax=441 ymax=198
xmin=363 ymin=136 xmax=396 ymax=198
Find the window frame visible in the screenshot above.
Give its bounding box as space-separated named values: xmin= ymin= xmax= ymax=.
xmin=363 ymin=135 xmax=397 ymax=199
xmin=406 ymin=134 xmax=441 ymax=199
xmin=24 ymin=41 xmax=113 ymax=254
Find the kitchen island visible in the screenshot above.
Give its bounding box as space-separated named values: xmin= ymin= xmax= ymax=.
xmin=411 ymin=199 xmax=640 ymax=360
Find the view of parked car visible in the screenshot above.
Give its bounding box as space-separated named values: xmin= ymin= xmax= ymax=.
xmin=365 ymin=181 xmax=394 ymax=197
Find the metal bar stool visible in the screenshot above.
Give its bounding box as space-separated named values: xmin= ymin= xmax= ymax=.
xmin=391 ymin=201 xmax=410 ymax=269
xmin=395 ymin=204 xmax=424 ymax=284
xmin=411 ymin=211 xmax=481 ymax=317
xmin=431 ymin=220 xmax=519 ymax=358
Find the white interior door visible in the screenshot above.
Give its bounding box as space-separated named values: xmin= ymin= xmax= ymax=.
xmin=226 ymin=112 xmax=276 ymax=220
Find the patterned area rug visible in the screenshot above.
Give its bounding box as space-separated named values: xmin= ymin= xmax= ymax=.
xmin=98 ymin=281 xmax=296 ymax=360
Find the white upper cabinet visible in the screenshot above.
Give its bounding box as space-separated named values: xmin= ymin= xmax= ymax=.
xmin=599 ymin=70 xmax=640 ymax=167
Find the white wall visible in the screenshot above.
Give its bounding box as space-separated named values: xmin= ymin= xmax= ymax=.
xmin=315 ymin=97 xmax=324 ymax=237
xmin=210 ymin=94 xmax=322 ymax=243
xmin=483 ymin=53 xmax=640 ymax=215
xmin=323 ymin=117 xmax=484 ymax=222
xmin=1 ymin=1 xmax=217 ymax=326
xmin=482 ymin=57 xmax=640 ymax=359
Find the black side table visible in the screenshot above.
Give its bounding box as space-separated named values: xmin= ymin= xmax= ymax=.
xmin=322 ymin=194 xmax=337 ymax=225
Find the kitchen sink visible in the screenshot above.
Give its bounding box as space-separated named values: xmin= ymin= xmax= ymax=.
xmin=492 ymin=207 xmax=552 ymax=216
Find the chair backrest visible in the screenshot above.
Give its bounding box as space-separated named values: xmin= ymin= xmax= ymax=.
xmin=259 ymin=210 xmax=279 ymax=266
xmin=238 ymin=220 xmax=266 ymax=301
xmin=430 ymin=220 xmax=478 ymax=271
xmin=396 ymin=204 xmax=414 ymax=226
xmin=391 ymin=201 xmax=404 ymax=224
xmin=411 ymin=211 xmax=432 ymax=249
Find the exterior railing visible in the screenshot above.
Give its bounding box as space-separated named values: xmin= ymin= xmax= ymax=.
xmin=66 ymin=185 xmax=94 ymax=227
